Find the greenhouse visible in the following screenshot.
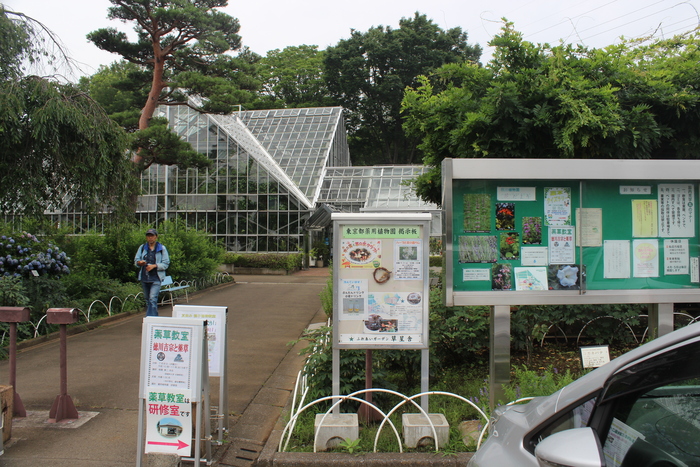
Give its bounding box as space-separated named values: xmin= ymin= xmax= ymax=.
xmin=48 ymin=105 xmax=438 ymax=253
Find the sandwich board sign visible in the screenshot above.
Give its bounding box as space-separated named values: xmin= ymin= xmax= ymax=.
xmin=137 ymin=317 xmax=210 ymax=466
xmin=172 ymin=305 xmax=229 ymax=441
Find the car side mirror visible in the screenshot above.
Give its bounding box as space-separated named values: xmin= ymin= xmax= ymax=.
xmin=535 ymin=427 xmax=604 ymax=467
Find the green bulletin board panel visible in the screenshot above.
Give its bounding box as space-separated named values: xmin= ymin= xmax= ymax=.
xmin=451 ymin=179 xmax=700 ymax=292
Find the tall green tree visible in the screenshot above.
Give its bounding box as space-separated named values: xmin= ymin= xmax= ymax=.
xmin=324 ymin=12 xmax=481 ymax=165
xmin=257 ymin=45 xmax=331 ymax=108
xmin=0 ymin=7 xmax=135 ymax=218
xmin=403 ymin=23 xmax=700 ymax=205
xmin=78 ymin=61 xmax=151 ymax=131
xmin=87 ymin=0 xmax=260 ymax=166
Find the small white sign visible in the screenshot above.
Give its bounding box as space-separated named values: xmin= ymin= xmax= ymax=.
xmin=549 ymin=226 xmax=576 ymax=264
xmin=580 ymin=345 xmax=610 ymax=368
xmin=619 ymin=186 xmax=651 ymax=195
xmin=463 ymin=268 xmax=490 ymax=281
xmin=692 ymin=257 xmax=700 ymax=283
xmin=664 ymin=239 xmax=689 ymax=275
xmin=497 ymin=186 xmax=536 ymax=201
xmin=521 ymin=247 xmax=548 ymax=266
xmin=140 ymin=317 xmax=206 ymax=400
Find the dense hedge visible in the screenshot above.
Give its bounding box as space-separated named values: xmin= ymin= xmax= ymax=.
xmin=223 ymin=252 xmax=303 ymax=272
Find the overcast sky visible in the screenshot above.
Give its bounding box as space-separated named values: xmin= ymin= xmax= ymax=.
xmin=4 ymin=0 xmax=699 ymax=79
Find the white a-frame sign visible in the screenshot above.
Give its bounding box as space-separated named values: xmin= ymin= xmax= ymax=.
xmin=136 ymin=317 xmax=211 ymax=467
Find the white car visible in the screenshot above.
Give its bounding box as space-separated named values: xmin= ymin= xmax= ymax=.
xmin=468 ymin=321 xmax=700 ymax=467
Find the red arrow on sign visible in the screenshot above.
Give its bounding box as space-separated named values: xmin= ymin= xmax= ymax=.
xmin=147 ymin=439 xmax=189 ymax=450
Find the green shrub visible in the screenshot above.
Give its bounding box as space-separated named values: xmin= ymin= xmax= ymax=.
xmin=0 ymin=276 xmax=29 ymax=307
xmin=222 ymin=252 xmax=241 ymax=264
xmin=160 ymin=220 xmax=225 ymax=281
xmin=61 ymin=267 xmax=143 ymax=316
xmin=319 ymin=275 xmax=333 ymax=318
xmin=230 ymin=253 xmax=302 ymax=271
xmin=65 ymin=220 xmax=226 ymax=283
xmin=502 ymin=365 xmax=577 ymax=403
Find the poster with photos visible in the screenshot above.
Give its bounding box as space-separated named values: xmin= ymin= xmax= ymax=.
xmin=459 ymin=236 xmax=498 ymax=263
xmin=544 ymin=187 xmax=572 ymax=226
xmin=499 ymin=232 xmax=520 ymax=260
xmin=463 ymin=194 xmax=491 ymax=232
xmin=340 ymin=279 xmax=368 ymax=319
xmin=394 ymin=239 xmax=422 ymax=280
xmin=495 ymin=203 xmax=515 ymax=230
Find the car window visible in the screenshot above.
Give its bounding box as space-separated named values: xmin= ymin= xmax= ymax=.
xmin=602 ymin=377 xmax=700 ymax=467
xmin=598 ymin=338 xmax=700 ymax=467
xmin=526 ymin=396 xmax=597 ymax=454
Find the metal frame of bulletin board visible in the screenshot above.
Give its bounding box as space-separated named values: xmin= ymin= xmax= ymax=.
xmin=443 ymin=158 xmax=700 ymax=306
xmin=442 ymin=158 xmax=700 ymax=409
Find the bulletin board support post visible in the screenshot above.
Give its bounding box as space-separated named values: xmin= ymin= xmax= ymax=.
xmin=489 ymin=306 xmax=510 ymax=411
xmin=647 ymin=303 xmax=674 ymax=339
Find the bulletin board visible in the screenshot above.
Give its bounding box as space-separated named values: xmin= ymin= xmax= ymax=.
xmin=442 ymin=158 xmax=700 ymax=306
xmin=332 ymin=213 xmax=431 ymax=350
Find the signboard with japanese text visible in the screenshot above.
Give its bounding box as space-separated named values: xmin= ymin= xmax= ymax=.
xmin=144 ymin=388 xmax=193 ymax=454
xmin=172 ymin=305 xmax=227 ymax=377
xmin=332 ymin=213 xmax=431 ymax=350
xmin=138 ymin=317 xmax=209 ymax=461
xmin=443 ymin=159 xmax=700 ymax=306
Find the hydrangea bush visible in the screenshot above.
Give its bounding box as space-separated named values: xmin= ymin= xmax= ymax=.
xmin=0 ymin=233 xmax=71 ymax=278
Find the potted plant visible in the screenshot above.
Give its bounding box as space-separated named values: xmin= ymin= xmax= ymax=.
xmin=308 ymin=248 xmax=318 ymax=267
xmin=312 ymin=240 xmax=330 ymax=267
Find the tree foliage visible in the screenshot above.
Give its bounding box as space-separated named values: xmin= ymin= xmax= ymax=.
xmin=403 ymin=22 xmax=700 ymax=204
xmin=324 ymin=12 xmax=482 ymax=165
xmin=257 ymin=45 xmax=332 ymax=109
xmin=78 ymin=61 xmax=151 ymax=131
xmin=130 ymin=117 xmax=211 ymax=170
xmin=87 ymin=0 xmax=259 ymax=131
xmin=0 ymin=8 xmax=135 ymax=218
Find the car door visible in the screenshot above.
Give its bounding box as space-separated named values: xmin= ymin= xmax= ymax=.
xmin=591 ymin=337 xmax=700 ymax=467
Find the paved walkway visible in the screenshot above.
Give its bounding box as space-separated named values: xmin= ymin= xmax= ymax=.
xmin=0 ymin=268 xmax=330 ymax=466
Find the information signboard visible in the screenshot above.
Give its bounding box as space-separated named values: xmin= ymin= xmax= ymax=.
xmin=138 ymin=317 xmax=208 ymax=459
xmin=172 ymin=305 xmax=227 ymax=377
xmin=332 ymin=213 xmax=431 ymax=350
xmin=443 ymin=158 xmax=700 ymax=306
xmin=172 ymin=305 xmax=229 ymax=443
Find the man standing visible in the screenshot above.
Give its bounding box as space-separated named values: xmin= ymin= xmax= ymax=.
xmin=134 ymin=228 xmax=170 ymax=316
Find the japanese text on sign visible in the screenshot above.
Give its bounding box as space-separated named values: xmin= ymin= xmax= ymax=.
xmin=343 ymin=225 xmax=420 ymax=238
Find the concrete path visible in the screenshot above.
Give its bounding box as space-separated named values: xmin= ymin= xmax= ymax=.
xmin=0 ymin=268 xmax=329 ymax=466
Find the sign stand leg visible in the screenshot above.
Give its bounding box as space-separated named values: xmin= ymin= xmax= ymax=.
xmin=332 ymin=348 xmax=340 ymax=415
xmin=421 ymin=348 xmax=429 ymax=412
xmin=136 ymin=399 xmax=145 ymax=467
xmin=358 ymin=350 xmax=381 ymax=422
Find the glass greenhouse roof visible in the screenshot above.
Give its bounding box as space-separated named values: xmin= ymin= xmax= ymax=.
xmin=237 ymin=107 xmax=348 ymax=204
xmin=319 ymin=166 xmax=436 ymax=212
